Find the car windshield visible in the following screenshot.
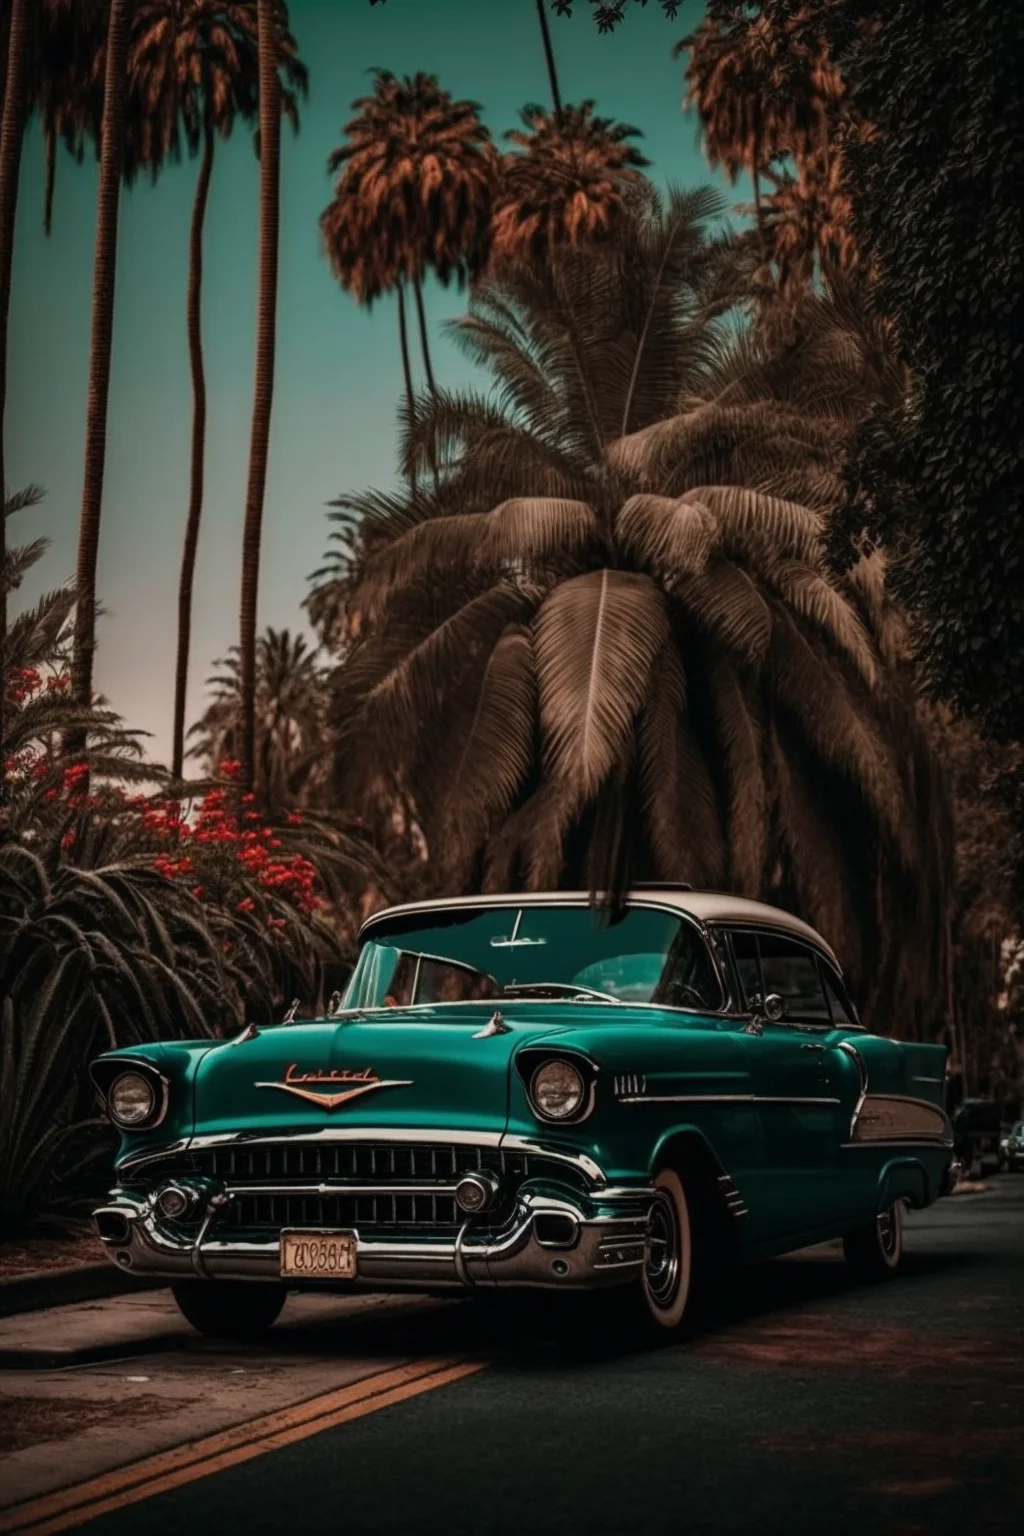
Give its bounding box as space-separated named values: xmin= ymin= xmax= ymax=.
xmin=341 ymin=904 xmax=723 ymax=1013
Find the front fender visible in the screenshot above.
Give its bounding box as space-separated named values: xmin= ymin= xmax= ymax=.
xmin=90 ymin=1039 xmax=220 ymax=1170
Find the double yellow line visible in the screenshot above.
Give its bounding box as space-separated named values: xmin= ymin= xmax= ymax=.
xmin=0 ymin=1357 xmax=486 ymax=1536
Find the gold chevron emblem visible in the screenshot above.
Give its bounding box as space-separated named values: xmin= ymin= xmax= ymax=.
xmin=255 ymin=1065 xmax=413 ymax=1111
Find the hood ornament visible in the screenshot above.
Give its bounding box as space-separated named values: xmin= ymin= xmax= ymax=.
xmin=473 ymin=1009 xmax=511 ymax=1039
xmin=256 ymin=1064 xmax=413 ymax=1110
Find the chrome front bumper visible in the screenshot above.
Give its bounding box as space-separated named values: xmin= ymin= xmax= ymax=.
xmin=94 ymin=1185 xmax=655 ymax=1291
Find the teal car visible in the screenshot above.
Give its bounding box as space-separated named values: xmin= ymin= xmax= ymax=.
xmin=91 ymin=888 xmax=956 ymax=1339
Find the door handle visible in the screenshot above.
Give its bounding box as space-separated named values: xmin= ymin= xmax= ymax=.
xmin=800 ymin=1042 xmax=825 ymax=1052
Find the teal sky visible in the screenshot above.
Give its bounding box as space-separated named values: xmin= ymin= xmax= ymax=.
xmin=8 ymin=0 xmax=728 ymax=768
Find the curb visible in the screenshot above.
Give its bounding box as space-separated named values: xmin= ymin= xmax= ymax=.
xmin=0 ymin=1264 xmax=162 ymax=1320
xmin=0 ymin=1330 xmax=183 ymax=1371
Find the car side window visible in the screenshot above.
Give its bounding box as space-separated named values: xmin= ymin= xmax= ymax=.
xmin=821 ymin=966 xmax=858 ymax=1025
xmin=733 ymin=927 xmax=829 ymax=1026
xmin=731 ymin=930 xmax=762 ymax=1008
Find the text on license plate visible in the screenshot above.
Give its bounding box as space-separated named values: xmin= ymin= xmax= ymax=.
xmin=280 ymin=1230 xmax=357 ymax=1279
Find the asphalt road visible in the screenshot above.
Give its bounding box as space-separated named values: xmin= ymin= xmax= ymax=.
xmin=12 ymin=1179 xmax=1024 ymax=1536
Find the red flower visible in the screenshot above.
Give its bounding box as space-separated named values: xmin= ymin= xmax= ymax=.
xmin=219 ymin=758 xmax=241 ymax=781
xmin=237 ymin=896 xmax=255 ymax=913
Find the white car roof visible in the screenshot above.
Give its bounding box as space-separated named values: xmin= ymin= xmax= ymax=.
xmin=359 ymin=888 xmax=840 ymax=970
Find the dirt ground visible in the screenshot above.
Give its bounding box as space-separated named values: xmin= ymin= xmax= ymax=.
xmin=0 ymin=1225 xmax=104 ymax=1279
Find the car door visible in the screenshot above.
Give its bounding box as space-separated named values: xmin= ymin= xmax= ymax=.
xmin=730 ymin=929 xmax=845 ymax=1239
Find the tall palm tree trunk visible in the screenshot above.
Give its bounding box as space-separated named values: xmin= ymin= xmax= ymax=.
xmin=70 ymin=0 xmax=131 ymax=761
xmin=239 ymin=0 xmax=281 ymax=798
xmin=411 ymin=274 xmax=436 ymax=397
xmin=410 ymin=275 xmax=441 ymax=494
xmin=0 ymin=0 xmax=30 ymax=818
xmin=172 ymin=120 xmax=215 ymax=782
xmin=535 ymin=0 xmax=563 ymax=120
xmin=397 ymin=282 xmax=416 ymax=504
xmin=43 ymin=123 xmax=56 ymax=236
xmin=751 ymin=127 xmax=766 ymax=260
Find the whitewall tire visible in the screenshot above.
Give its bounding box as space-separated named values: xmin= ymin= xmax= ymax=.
xmin=843 ymin=1199 xmax=904 ymax=1280
xmin=640 ymin=1167 xmax=693 ymax=1329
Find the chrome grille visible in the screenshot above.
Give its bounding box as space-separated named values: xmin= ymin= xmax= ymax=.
xmin=191 ymin=1142 xmax=539 ymax=1187
xmin=137 ymin=1140 xmax=584 ymax=1241
xmin=224 ymin=1191 xmax=461 ymax=1233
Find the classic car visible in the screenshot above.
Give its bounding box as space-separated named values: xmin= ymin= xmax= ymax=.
xmin=1003 ymin=1121 xmax=1024 ymax=1171
xmin=952 ymin=1097 xmax=1003 ymax=1174
xmin=90 ymin=887 xmax=957 ymax=1340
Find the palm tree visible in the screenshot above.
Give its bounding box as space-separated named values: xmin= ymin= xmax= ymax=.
xmin=319 ymin=188 xmax=951 ymax=1029
xmin=535 ymin=0 xmax=563 ymax=119
xmin=676 ymin=17 xmax=783 ymax=254
xmin=127 ymin=0 xmax=307 ymax=782
xmin=189 ymin=627 xmax=330 ymax=811
xmin=33 ymin=0 xmax=107 ymax=238
xmin=239 ymin=0 xmax=292 ymax=798
xmin=491 ymin=101 xmax=648 ymax=265
xmin=0 ymin=0 xmax=30 ymax=823
xmin=678 ymin=11 xmax=848 ymax=277
xmin=320 ymin=68 xmax=494 ymax=404
xmin=69 ymin=0 xmax=131 ymax=760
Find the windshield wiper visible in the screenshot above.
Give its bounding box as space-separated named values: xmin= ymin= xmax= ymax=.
xmin=501 ymin=981 xmax=622 ymax=1004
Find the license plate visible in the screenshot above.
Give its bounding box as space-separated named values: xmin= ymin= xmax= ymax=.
xmin=280 ymin=1230 xmax=357 ymax=1279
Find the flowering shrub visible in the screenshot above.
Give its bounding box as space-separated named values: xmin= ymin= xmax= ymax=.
xmin=142 ymin=773 xmax=322 ymax=916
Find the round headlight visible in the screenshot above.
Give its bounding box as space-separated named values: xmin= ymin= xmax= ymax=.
xmin=530 ymin=1060 xmax=586 ymax=1121
xmin=108 ymin=1071 xmax=156 ymax=1127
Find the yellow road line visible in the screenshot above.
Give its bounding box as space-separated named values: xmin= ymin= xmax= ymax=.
xmin=1 ymin=1356 xmax=486 ymax=1536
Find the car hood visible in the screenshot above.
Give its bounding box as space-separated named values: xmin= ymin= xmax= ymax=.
xmin=190 ymin=1002 xmax=619 ymax=1138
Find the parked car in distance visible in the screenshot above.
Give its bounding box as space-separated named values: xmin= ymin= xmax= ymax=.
xmin=952 ymin=1097 xmax=1003 ymax=1175
xmin=90 ymin=888 xmax=956 ymax=1341
xmin=1003 ymin=1121 xmax=1024 ymax=1172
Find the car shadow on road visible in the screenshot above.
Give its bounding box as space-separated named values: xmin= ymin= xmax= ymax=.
xmin=200 ymin=1243 xmax=987 ymax=1372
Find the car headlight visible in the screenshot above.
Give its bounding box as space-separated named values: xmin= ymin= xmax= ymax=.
xmin=108 ymin=1071 xmax=157 ymax=1127
xmin=530 ymin=1060 xmax=585 ymax=1121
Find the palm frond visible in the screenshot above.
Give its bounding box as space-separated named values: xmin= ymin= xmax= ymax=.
xmin=534 ymin=569 xmax=667 ymax=799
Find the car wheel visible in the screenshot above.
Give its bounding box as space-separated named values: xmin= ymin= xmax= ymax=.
xmin=172 ymin=1281 xmax=286 ymax=1340
xmin=638 ymin=1167 xmax=694 ymax=1330
xmin=842 ymin=1200 xmax=904 ymax=1281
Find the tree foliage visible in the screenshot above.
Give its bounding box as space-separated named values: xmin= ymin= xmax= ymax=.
xmin=314 ymin=190 xmax=952 ymax=1034
xmin=820 ymin=0 xmax=1024 ymax=757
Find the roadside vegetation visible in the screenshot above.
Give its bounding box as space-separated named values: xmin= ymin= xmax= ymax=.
xmin=0 ymin=0 xmax=1020 ymax=1231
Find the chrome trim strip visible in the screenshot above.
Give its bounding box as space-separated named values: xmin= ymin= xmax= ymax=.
xmin=499 ymin=1134 xmax=605 ymax=1184
xmin=225 ymin=1183 xmax=462 ymax=1198
xmin=837 ymin=1040 xmax=868 ymax=1139
xmin=122 ymin=1129 xmax=608 ymax=1190
xmin=841 ymin=1137 xmax=954 ymax=1150
xmin=616 ymin=1094 xmax=841 ymax=1106
xmin=118 ymin=1138 xmax=191 ymax=1174
xmin=183 ymin=1127 xmax=506 ymax=1151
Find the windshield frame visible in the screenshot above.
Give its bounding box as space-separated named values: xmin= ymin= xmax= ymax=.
xmin=343 ymin=897 xmax=732 ymax=1017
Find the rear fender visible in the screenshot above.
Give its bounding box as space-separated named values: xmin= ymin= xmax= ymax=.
xmin=877 ymin=1157 xmax=929 ymax=1211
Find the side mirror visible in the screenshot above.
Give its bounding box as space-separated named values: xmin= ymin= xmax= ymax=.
xmin=763 ymin=993 xmax=786 ymax=1022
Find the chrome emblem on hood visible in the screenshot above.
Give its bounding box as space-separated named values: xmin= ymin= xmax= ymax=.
xmin=255 ymin=1065 xmax=413 ymax=1111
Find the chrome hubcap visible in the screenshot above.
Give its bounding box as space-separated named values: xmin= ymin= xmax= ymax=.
xmin=645 ymin=1191 xmax=681 ymax=1308
xmin=877 ymin=1204 xmax=899 ymax=1259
